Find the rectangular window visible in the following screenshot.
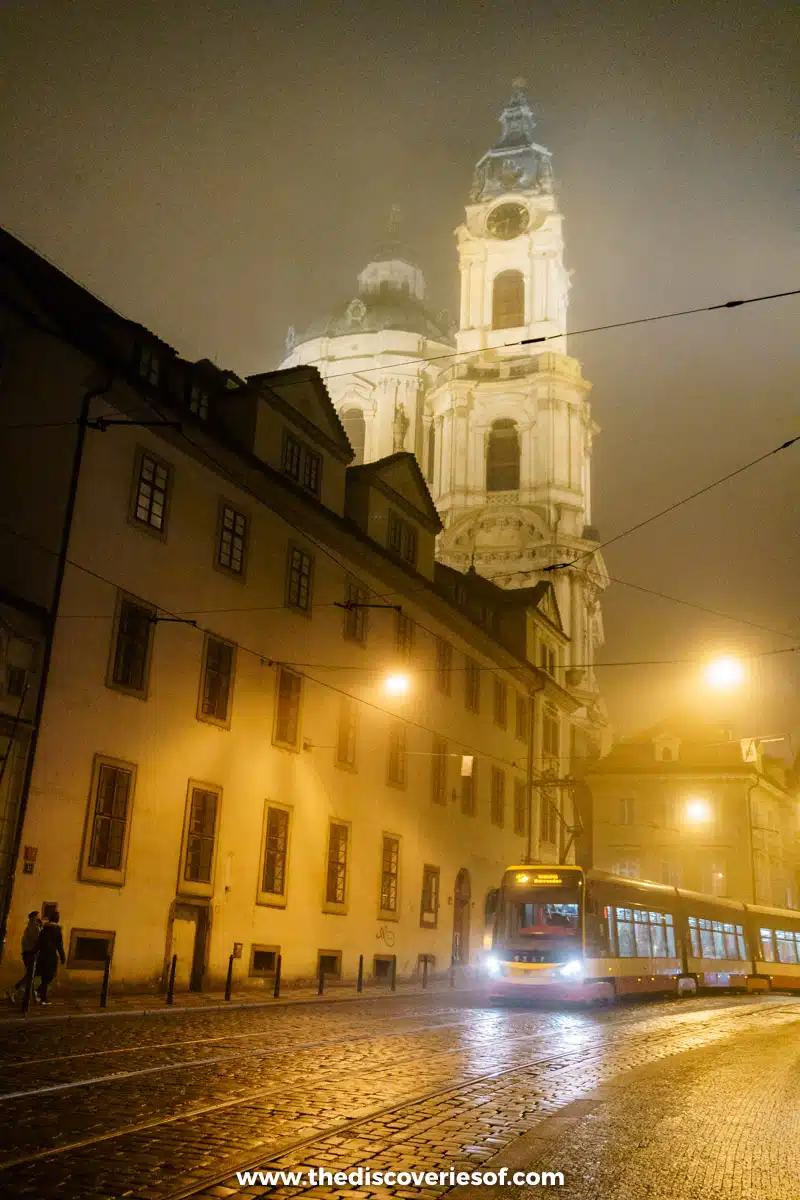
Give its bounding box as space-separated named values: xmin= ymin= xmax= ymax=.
xmin=132 ymin=450 xmax=170 ymax=534
xmin=615 ymin=908 xmax=635 ymax=957
xmin=286 ymin=545 xmax=314 ymax=612
xmin=388 ymin=510 xmax=418 ymax=565
xmin=387 ymin=721 xmax=407 ymax=787
xmin=634 ymin=910 xmax=651 ymax=956
xmin=490 ymin=766 xmax=505 ymax=827
xmin=67 ymin=929 xmax=116 ymax=970
xmin=281 ymin=431 xmax=322 ymax=497
xmin=249 ymin=944 xmax=280 ymax=976
xmin=217 ymin=504 xmax=248 ymax=575
xmin=343 ymin=582 xmax=368 ymax=643
xmin=539 ymin=642 xmax=557 ymax=676
xmin=87 ymin=763 xmax=132 ymax=872
xmin=542 ymin=708 xmax=560 ymax=761
xmin=493 ymin=678 xmax=507 ymax=728
xmin=199 ymin=636 xmax=235 ymax=725
xmin=461 ymin=757 xmax=477 ymax=816
xmin=760 ymin=928 xmax=776 ymax=962
xmin=540 ymin=788 xmax=559 ymax=845
xmin=431 ymin=735 xmax=448 ymax=805
xmin=138 ymin=344 xmax=160 ymax=386
xmin=109 ymin=596 xmax=153 ymax=695
xmin=380 ymin=835 xmax=399 ymax=915
xmin=619 ymin=797 xmax=635 ymax=826
xmin=776 ymin=931 xmax=799 ymax=965
xmin=325 ymin=822 xmax=348 ymax=907
xmin=184 ymin=786 xmax=219 ymax=885
xmin=336 ymin=695 xmax=358 ymax=768
xmin=188 ymin=380 xmax=209 ymax=419
xmin=435 ymin=639 xmax=452 ymax=695
xmin=274 ymin=668 xmax=302 ymax=748
xmin=464 ymin=658 xmax=481 ymax=713
xmin=262 ymin=806 xmax=290 ymax=899
xmin=395 ymin=611 xmax=415 ymax=658
xmin=515 ymin=694 xmax=529 ymax=741
xmin=420 ymin=865 xmax=440 ymax=928
xmin=513 ymin=778 xmax=527 ymax=836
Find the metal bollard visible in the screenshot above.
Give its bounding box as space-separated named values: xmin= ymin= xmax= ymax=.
xmin=449 ymin=955 xmax=456 ymax=988
xmin=21 ymin=953 xmax=38 ymax=1015
xmin=422 ymin=956 xmax=428 ymax=989
xmin=166 ymin=954 xmax=177 ymax=1005
xmin=317 ymin=959 xmax=324 ymax=995
xmin=224 ymin=954 xmax=234 ymax=1002
xmin=273 ymin=954 xmax=282 ymax=999
xmin=100 ymin=954 xmax=112 ymax=1009
xmin=357 ymin=954 xmax=364 ymax=993
xmin=390 ymin=956 xmax=397 ymax=993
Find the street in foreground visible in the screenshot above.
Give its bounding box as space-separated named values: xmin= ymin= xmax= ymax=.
xmin=0 ymin=991 xmax=797 ymax=1199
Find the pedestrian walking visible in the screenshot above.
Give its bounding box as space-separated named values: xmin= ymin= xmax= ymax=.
xmin=35 ymin=911 xmax=66 ymax=1005
xmin=6 ymin=911 xmax=41 ymax=1004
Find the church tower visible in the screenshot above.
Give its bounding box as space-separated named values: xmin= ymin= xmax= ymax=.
xmin=428 ymin=82 xmax=608 ymax=719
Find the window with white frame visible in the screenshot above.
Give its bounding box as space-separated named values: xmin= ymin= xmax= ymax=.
xmin=108 ymin=595 xmax=154 ymax=696
xmin=132 ymin=450 xmax=170 ymax=534
xmin=198 ymin=636 xmax=235 ymax=725
xmin=80 ymin=756 xmax=136 ymax=885
xmin=217 ymin=504 xmax=248 ymax=575
xmin=273 ymin=668 xmax=302 ymax=748
xmin=286 ymin=545 xmax=314 ymax=612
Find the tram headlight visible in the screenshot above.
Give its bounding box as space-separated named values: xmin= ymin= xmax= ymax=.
xmin=484 ymin=955 xmax=502 ymax=977
xmin=558 ymin=958 xmax=585 ymax=979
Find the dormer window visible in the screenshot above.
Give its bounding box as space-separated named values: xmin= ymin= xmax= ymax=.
xmin=137 ymin=344 xmax=160 ymax=387
xmin=539 ymin=642 xmax=557 ymax=676
xmin=387 ymin=510 xmax=417 ymax=566
xmin=189 ymin=381 xmax=210 ymax=420
xmin=282 ymin=430 xmax=322 ymax=497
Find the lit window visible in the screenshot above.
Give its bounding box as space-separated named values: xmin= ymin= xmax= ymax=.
xmin=217 ymin=504 xmax=247 ymax=575
xmin=286 ymin=546 xmax=314 ymax=612
xmin=132 ymin=451 xmax=170 ymax=533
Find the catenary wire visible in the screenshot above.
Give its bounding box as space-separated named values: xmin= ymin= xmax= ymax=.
xmin=1 ymin=287 xmax=798 ymax=430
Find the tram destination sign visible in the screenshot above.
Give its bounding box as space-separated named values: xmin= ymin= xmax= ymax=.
xmin=506 ymin=868 xmax=582 ymax=888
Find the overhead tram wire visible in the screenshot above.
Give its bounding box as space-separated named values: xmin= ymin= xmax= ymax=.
xmin=1 ymin=286 xmax=798 ymax=432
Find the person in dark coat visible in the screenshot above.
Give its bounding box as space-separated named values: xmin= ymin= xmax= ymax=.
xmin=36 ymin=913 xmax=66 ymax=1004
xmin=6 ymin=911 xmax=41 ymax=1003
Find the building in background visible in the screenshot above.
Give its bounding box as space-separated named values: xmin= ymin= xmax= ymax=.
xmin=280 ymin=82 xmax=609 ymax=762
xmin=0 ymin=227 xmax=581 ymax=992
xmin=587 ymin=719 xmax=800 ymax=907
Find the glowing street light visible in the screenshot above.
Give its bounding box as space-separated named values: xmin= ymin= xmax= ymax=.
xmin=704 ymin=657 xmax=744 ymax=691
xmin=685 ymin=797 xmax=712 ymax=824
xmin=384 ymin=673 xmax=410 ymax=697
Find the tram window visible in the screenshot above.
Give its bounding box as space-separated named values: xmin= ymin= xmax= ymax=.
xmin=776 ymin=931 xmax=799 ymax=965
xmin=689 ymin=916 xmax=748 ymax=960
xmin=760 ymin=928 xmax=776 ymax=961
xmin=736 ymin=927 xmax=747 ymax=959
xmin=712 ymin=925 xmax=726 ymax=957
xmin=699 ymin=920 xmax=715 ymax=958
xmin=723 ymin=924 xmax=739 ymax=958
xmin=615 ymin=908 xmax=636 ymax=957
xmin=666 ymin=918 xmax=676 ymax=958
xmin=634 ymin=910 xmax=651 ymax=956
xmin=688 ymin=917 xmax=701 ymax=957
xmin=509 ymin=900 xmax=579 ymax=937
xmin=650 ymin=918 xmax=667 ymax=958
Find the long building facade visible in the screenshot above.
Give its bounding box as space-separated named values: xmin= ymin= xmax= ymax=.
xmin=0 ymin=228 xmax=583 ymax=992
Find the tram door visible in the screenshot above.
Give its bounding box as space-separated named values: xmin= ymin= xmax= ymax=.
xmin=452 ymin=869 xmax=471 ymax=965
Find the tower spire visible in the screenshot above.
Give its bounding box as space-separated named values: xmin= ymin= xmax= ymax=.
xmin=470 ymin=80 xmax=552 ymax=202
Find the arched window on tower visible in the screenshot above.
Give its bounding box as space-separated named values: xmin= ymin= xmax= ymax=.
xmin=426 ymin=423 xmax=436 ymax=485
xmin=341 ymin=407 xmax=366 ymax=465
xmin=486 ymin=419 xmax=520 ymax=492
xmin=492 ymin=270 xmax=525 ymax=330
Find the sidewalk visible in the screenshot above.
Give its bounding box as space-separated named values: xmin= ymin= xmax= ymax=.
xmin=0 ymin=975 xmax=483 ymax=1024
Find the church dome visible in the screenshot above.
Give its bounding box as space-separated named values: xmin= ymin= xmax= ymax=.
xmin=290 ymin=208 xmax=455 ymax=350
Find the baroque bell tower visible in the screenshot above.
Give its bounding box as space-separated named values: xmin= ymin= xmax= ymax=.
xmin=427 ymin=82 xmax=608 ymax=719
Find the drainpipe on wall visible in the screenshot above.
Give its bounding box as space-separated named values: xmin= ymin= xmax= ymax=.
xmin=524 ymin=676 xmax=547 ymax=864
xmin=0 ymin=374 xmax=113 ymax=956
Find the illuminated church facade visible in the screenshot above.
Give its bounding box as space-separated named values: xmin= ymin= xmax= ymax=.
xmin=280 ymin=83 xmax=609 ymax=738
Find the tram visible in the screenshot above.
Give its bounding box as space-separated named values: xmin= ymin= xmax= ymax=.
xmin=482 ymin=864 xmax=800 ymax=1002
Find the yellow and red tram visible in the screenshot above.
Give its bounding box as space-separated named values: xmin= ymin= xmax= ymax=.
xmin=483 ymin=864 xmax=800 ymax=1002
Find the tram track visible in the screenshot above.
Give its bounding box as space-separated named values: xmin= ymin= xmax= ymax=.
xmin=0 ymin=995 xmax=793 ymax=1185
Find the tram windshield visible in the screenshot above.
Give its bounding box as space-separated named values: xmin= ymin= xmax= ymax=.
xmin=504 ymin=889 xmax=581 ymax=940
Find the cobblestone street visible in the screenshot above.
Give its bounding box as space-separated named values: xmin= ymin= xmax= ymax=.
xmin=0 ymin=990 xmax=797 ymax=1199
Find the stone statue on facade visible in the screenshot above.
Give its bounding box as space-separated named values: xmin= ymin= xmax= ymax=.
xmin=393 ymin=401 xmax=410 ymax=452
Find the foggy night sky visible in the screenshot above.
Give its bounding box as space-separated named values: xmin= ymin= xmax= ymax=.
xmin=1 ymin=0 xmax=797 ymax=746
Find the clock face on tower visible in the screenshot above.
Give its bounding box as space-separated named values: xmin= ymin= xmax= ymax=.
xmin=486 ymin=203 xmax=530 ymax=240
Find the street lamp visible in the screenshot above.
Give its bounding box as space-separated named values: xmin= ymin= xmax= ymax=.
xmin=685 ymin=797 xmax=712 ymax=824
xmin=704 ymin=657 xmax=744 ymax=691
xmin=384 ymin=673 xmax=410 ymax=697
